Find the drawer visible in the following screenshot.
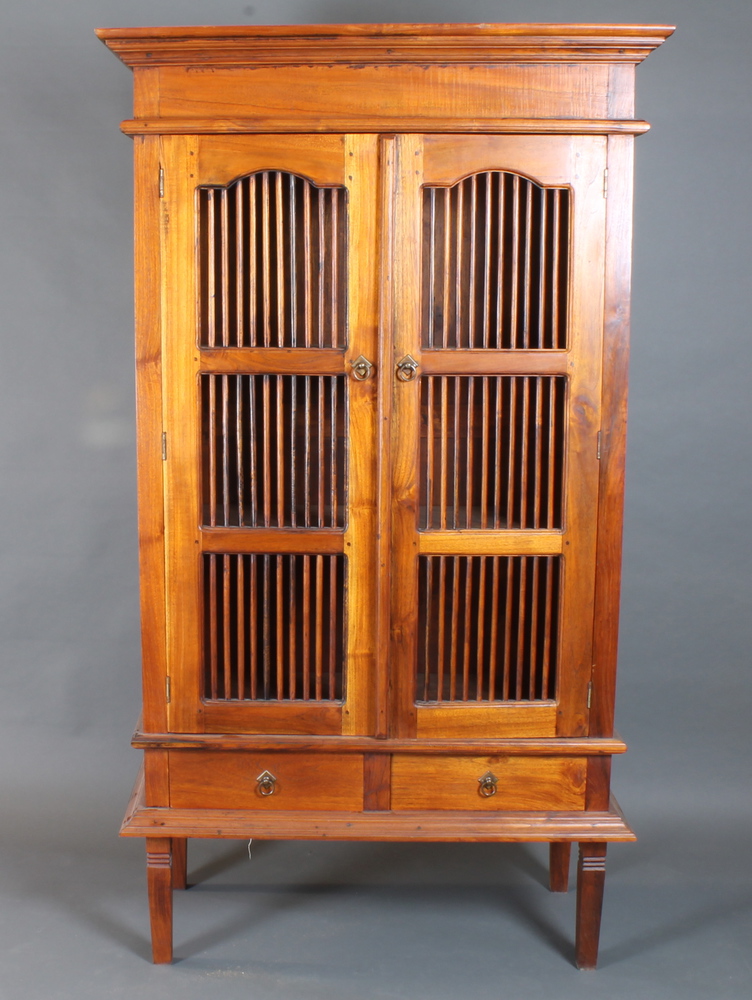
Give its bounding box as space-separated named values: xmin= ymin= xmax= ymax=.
xmin=168 ymin=751 xmax=364 ymax=811
xmin=391 ymin=755 xmax=586 ymax=811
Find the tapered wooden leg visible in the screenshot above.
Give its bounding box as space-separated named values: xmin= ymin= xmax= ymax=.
xmin=172 ymin=838 xmax=188 ymax=890
xmin=146 ymin=838 xmax=174 ymax=964
xmin=549 ymin=841 xmax=572 ymax=892
xmin=575 ymin=842 xmax=607 ymax=970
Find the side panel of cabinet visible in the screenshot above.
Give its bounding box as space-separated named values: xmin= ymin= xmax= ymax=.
xmin=389 ymin=134 xmax=607 ymax=739
xmin=160 ymin=134 xmax=380 ymax=735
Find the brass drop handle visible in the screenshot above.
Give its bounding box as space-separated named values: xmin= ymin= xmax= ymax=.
xmin=478 ymin=771 xmax=499 ymax=798
xmin=351 ymin=355 xmax=374 ymax=381
xmin=396 ymin=354 xmax=419 ymax=382
xmin=256 ymin=770 xmax=277 ymax=796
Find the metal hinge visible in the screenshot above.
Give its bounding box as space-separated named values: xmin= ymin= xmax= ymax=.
xmin=596 ymin=431 xmax=602 ymax=461
xmin=161 ymin=432 xmax=167 ymax=460
xmin=603 ymin=168 xmax=609 ymax=199
xmin=159 ymin=166 xmax=164 ymax=198
xmin=587 ymin=681 xmax=593 ymax=709
xmin=166 ymin=676 xmax=171 ymax=703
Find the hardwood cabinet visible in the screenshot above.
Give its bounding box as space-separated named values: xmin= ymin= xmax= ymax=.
xmin=98 ymin=22 xmax=673 ymax=968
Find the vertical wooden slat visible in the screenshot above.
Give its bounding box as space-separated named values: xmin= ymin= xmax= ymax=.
xmin=488 ymin=557 xmax=500 ymax=699
xmin=289 ymin=555 xmax=297 ymax=699
xmin=423 ymin=558 xmax=433 ymax=700
xmin=248 ymin=376 xmax=257 ymax=525
xmin=261 ymin=172 xmax=271 ymax=348
xmin=480 ymin=376 xmax=489 ymax=529
xmin=275 ymin=172 xmax=285 ymax=347
xmin=494 ymin=376 xmax=503 ymax=529
xmin=220 ymin=189 xmax=230 ymax=348
xmin=208 ymin=376 xmax=216 ymax=527
xmin=276 ymin=555 xmax=284 ymax=698
xmin=248 ymin=175 xmax=257 ymax=346
xmin=262 ymin=375 xmax=271 ymax=527
xmin=439 ymin=376 xmax=448 ymax=530
xmin=317 ymin=188 xmax=325 ymax=348
xmin=437 ymin=556 xmax=446 ymax=700
xmin=449 ymin=556 xmax=460 ymax=700
xmin=235 ymin=179 xmax=244 ymax=348
xmin=302 ymin=555 xmax=311 ymax=699
xmin=329 ymin=378 xmax=336 ymax=527
xmin=482 ymin=172 xmax=491 ymax=348
xmin=304 ymin=179 xmax=312 ymax=348
xmin=519 ymin=377 xmax=530 ymax=529
xmin=503 ymin=558 xmax=514 ymax=700
xmin=328 ymin=556 xmax=337 ymax=699
xmin=541 ymin=557 xmax=554 ymax=698
xmin=236 ymin=375 xmax=244 ymax=526
xmin=317 ymin=376 xmax=325 ymax=526
xmin=551 ymin=188 xmax=561 ymax=348
xmin=425 ymin=379 xmax=434 ymax=530
xmin=276 ymin=376 xmax=284 ymax=526
xmin=455 ymin=179 xmax=464 ymax=348
xmin=261 ymin=555 xmax=270 ymax=699
xmin=222 ymin=554 xmax=231 ymax=698
xmin=522 ymin=179 xmax=533 ymax=349
xmin=428 ymin=189 xmax=436 ymax=347
xmin=208 ymin=554 xmax=217 ymax=699
xmin=452 ymin=377 xmax=460 ymax=529
xmin=462 ymin=558 xmax=473 ymax=700
xmin=507 ymin=378 xmax=517 ymax=529
xmin=304 ymin=377 xmax=311 ymax=526
xmin=476 ymin=556 xmax=487 ymax=700
xmin=331 ymin=190 xmax=339 ymax=348
xmin=510 ymin=174 xmax=520 ymax=347
xmin=468 ymin=174 xmax=477 ymax=348
xmin=529 ymin=557 xmax=540 ymax=699
xmin=497 ymin=173 xmax=506 ymax=349
xmin=290 ymin=375 xmax=297 ymax=528
xmin=207 ymin=190 xmax=216 ymax=347
xmin=315 ymin=554 xmax=324 ymax=699
xmin=465 ymin=377 xmax=475 ymax=528
xmin=548 ymin=379 xmax=558 ymax=529
xmin=442 ymin=187 xmax=451 ymax=348
xmin=534 ymin=377 xmax=543 ymax=529
xmin=221 ymin=375 xmax=229 ymax=526
xmin=539 ymin=187 xmax=548 ymax=349
xmin=249 ymin=554 xmax=257 ymax=699
xmin=289 ymin=175 xmax=297 ymax=347
xmin=236 ymin=554 xmax=245 ymax=700
xmin=515 ymin=557 xmax=528 ymax=700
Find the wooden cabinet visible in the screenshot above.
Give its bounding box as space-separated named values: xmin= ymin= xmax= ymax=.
xmin=98 ymin=22 xmax=673 ymax=968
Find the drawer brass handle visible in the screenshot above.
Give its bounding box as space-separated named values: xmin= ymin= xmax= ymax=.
xmin=396 ymin=354 xmax=419 ymax=382
xmin=256 ymin=770 xmax=277 ymax=796
xmin=478 ymin=771 xmax=499 ymax=798
xmin=351 ymin=355 xmax=374 ymax=381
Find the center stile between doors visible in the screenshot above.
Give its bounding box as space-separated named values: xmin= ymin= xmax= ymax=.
xmin=161 ymin=132 xmax=605 ymax=742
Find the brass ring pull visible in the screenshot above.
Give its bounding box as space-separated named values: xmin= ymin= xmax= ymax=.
xmin=256 ymin=770 xmax=277 ymax=796
xmin=351 ymin=355 xmax=374 ymax=381
xmin=396 ymin=355 xmax=419 ymax=382
xmin=478 ymin=771 xmax=499 ymax=798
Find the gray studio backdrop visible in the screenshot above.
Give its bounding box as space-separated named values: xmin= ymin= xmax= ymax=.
xmin=1 ymin=2 xmax=751 ymax=999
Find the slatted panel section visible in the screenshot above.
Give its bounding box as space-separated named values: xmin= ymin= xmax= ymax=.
xmin=203 ymin=553 xmax=346 ymax=702
xmin=420 ymin=375 xmax=566 ymax=530
xmin=199 ymin=172 xmax=347 ymax=348
xmin=202 ymin=374 xmax=347 ymax=528
xmin=422 ymin=173 xmax=569 ymax=349
xmin=417 ymin=555 xmax=560 ymax=703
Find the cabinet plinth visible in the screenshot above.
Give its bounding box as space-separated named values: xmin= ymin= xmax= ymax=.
xmin=99 ymin=21 xmax=672 ymax=967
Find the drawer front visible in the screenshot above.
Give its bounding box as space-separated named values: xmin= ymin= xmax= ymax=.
xmin=391 ymin=755 xmax=586 ymax=811
xmin=169 ymin=751 xmax=364 ymax=811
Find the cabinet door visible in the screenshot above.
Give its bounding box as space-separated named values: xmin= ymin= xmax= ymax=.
xmin=160 ymin=135 xmax=379 ymax=735
xmin=388 ymin=135 xmax=606 ymax=739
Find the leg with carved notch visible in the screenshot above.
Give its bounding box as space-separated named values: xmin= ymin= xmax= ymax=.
xmin=146 ymin=838 xmax=174 ymax=963
xmin=575 ymin=842 xmax=607 ymax=969
xmin=549 ymin=841 xmax=572 ymax=892
xmin=172 ymin=838 xmax=188 ymax=890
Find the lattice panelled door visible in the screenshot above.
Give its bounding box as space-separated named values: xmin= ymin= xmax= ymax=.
xmin=161 ymin=133 xmax=605 ymax=739
xmin=388 ymin=136 xmax=606 ymax=740
xmin=161 ymin=135 xmax=380 ymax=736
